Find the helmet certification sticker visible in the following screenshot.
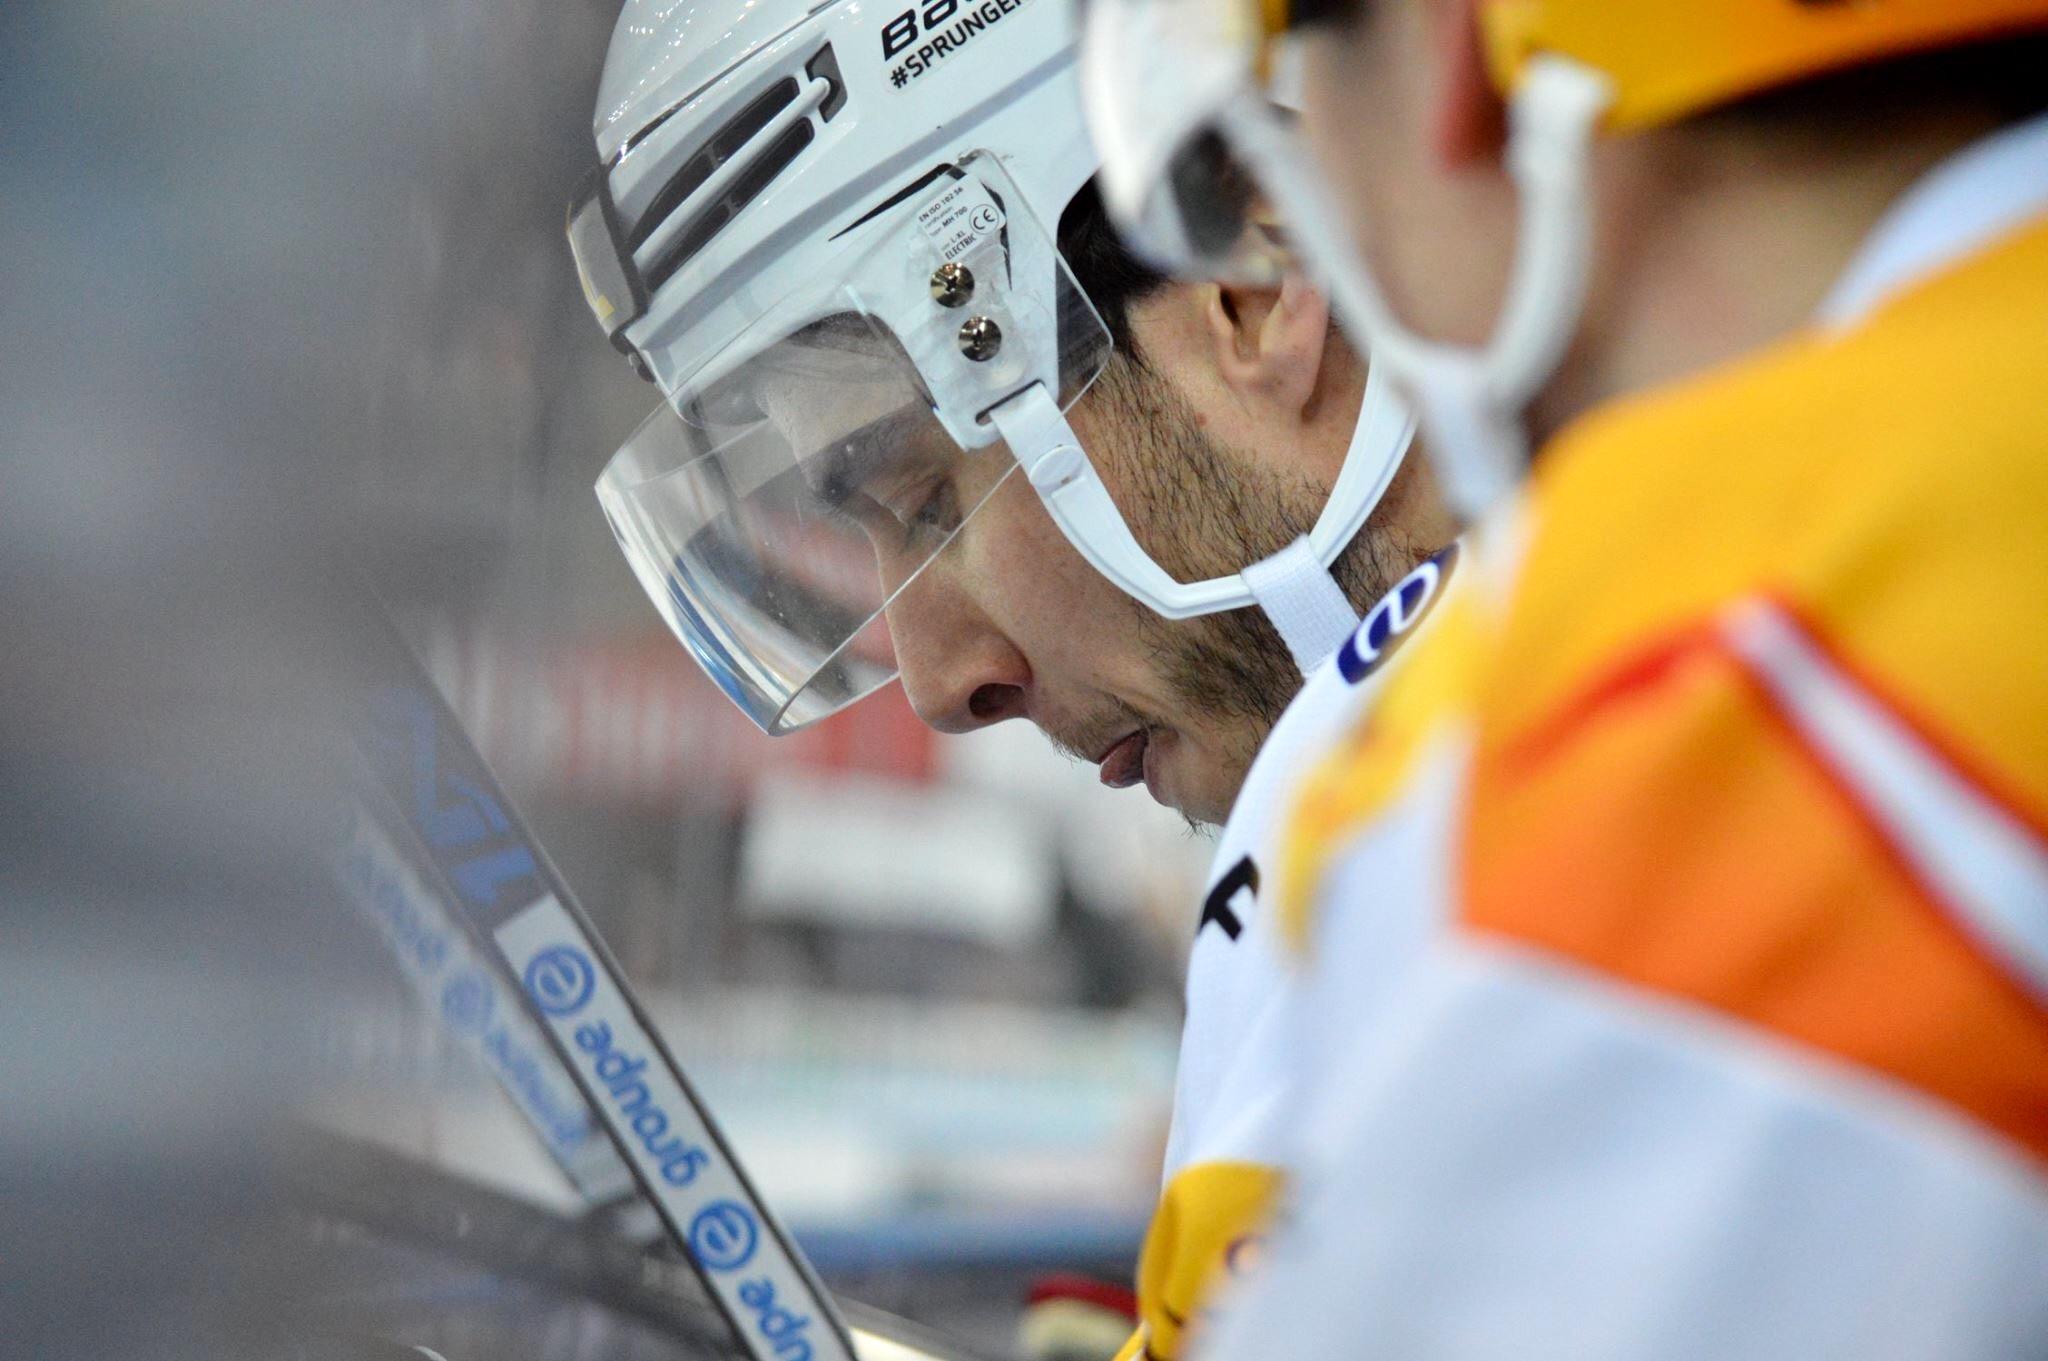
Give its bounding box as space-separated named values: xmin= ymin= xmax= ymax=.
xmin=916 ymin=180 xmax=1007 ymax=264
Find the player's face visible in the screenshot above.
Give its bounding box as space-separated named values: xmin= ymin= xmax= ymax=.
xmin=1294 ymin=3 xmax=1523 ymax=354
xmin=877 ymin=321 xmax=1431 ymax=826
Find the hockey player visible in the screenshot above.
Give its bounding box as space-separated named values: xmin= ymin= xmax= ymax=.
xmin=1077 ymin=2 xmax=2048 ymax=1357
xmin=566 ymin=3 xmax=1456 ymax=1358
xmin=570 ymin=0 xmax=1454 ymax=824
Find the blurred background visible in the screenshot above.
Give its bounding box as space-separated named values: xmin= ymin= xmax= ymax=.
xmin=2 ymin=1 xmax=1207 ymax=1357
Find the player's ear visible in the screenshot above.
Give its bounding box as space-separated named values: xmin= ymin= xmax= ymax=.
xmin=1430 ymin=0 xmax=1506 ymax=167
xmin=1204 ymin=273 xmax=1331 ymax=422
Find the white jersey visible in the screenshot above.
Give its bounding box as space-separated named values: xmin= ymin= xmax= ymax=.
xmin=1118 ymin=544 xmax=1459 ymax=1361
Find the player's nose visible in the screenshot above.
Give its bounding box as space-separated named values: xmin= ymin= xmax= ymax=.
xmin=886 ymin=569 xmax=1029 ymax=735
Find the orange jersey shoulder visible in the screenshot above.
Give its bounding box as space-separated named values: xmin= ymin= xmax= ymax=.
xmin=1294 ymin=216 xmax=2048 ymax=1163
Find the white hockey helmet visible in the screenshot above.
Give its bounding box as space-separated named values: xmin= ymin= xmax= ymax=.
xmin=573 ymin=0 xmax=1414 ymax=733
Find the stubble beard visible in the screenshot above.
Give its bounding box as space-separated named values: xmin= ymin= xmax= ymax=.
xmin=1101 ymin=356 xmax=1419 ymax=804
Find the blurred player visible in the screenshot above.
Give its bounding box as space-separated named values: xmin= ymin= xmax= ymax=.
xmin=1079 ymin=1 xmax=2048 ymax=1356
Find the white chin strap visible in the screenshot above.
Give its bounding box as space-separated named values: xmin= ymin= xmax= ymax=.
xmin=1222 ymin=56 xmax=1613 ymax=523
xmin=990 ymin=361 xmax=1414 ymax=677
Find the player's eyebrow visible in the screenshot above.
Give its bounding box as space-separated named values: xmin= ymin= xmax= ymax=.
xmin=811 ymin=406 xmax=933 ymax=510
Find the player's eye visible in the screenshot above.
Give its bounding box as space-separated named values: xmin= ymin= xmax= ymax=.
xmin=889 ymin=476 xmax=961 ymax=548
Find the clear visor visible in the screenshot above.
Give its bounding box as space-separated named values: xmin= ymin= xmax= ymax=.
xmin=1157 ymin=115 xmax=1300 ymax=286
xmin=599 ymin=159 xmax=1111 ymax=733
xmin=1146 ymin=90 xmax=1368 ymax=292
xmin=599 ymin=317 xmax=1017 ymax=733
xmin=1079 ymin=0 xmax=1319 ymax=288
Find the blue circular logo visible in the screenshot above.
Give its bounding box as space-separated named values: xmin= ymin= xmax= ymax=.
xmin=1337 ymin=543 xmax=1457 ymax=686
xmin=689 ymin=1200 xmax=759 ymax=1273
xmin=439 ymin=969 xmax=495 ymax=1035
xmin=523 ymin=945 xmax=595 ymax=1017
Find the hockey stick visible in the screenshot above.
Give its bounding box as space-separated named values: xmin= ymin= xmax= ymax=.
xmin=280 ymin=1127 xmax=986 ymax=1361
xmin=333 ymin=791 xmax=640 ymax=1211
xmin=340 ymin=608 xmax=866 ymax=1361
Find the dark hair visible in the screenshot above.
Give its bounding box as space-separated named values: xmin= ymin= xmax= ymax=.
xmin=1286 ymin=0 xmax=1367 ymax=30
xmin=1273 ymin=11 xmax=2045 ymax=112
xmin=1712 ymin=29 xmax=2048 ymax=129
xmin=1057 ymin=178 xmax=1172 ymax=364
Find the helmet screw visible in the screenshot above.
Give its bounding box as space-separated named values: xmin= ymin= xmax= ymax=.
xmin=957 ymin=315 xmax=1002 ymax=362
xmin=929 ymin=261 xmax=975 ymax=307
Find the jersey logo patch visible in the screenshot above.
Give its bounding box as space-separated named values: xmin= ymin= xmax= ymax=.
xmin=1337 ymin=542 xmax=1458 ymax=686
xmin=1199 ymin=855 xmax=1258 ymax=941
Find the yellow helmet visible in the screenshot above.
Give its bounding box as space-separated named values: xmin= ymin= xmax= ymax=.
xmin=1479 ymin=0 xmax=2048 ymax=132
